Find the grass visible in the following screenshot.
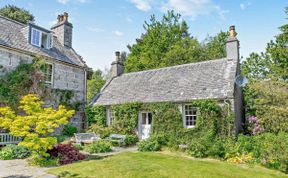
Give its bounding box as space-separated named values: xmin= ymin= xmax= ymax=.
xmin=48 ymin=152 xmax=288 ymax=178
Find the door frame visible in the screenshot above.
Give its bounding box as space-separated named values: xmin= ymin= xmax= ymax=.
xmin=138 ymin=112 xmax=152 ymax=140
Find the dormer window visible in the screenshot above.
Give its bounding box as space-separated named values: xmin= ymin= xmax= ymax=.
xmin=30 ymin=27 xmax=53 ymax=49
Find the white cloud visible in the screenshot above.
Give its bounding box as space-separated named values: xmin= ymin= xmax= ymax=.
xmin=130 ymin=0 xmax=151 ymax=12
xmin=57 ymin=0 xmax=69 ymax=4
xmin=113 ymin=31 xmax=124 ymax=37
xmin=56 ymin=0 xmax=88 ymax=4
xmin=87 ymin=27 xmax=104 ymax=33
xmin=160 ymin=0 xmax=227 ymax=20
xmin=240 ymin=2 xmax=251 ymax=10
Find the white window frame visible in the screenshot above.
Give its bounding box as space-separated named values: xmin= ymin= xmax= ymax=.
xmin=183 ymin=104 xmax=197 ymax=128
xmin=30 ymin=27 xmax=53 ymax=49
xmin=107 ymin=107 xmax=114 ymax=126
xmin=43 ymin=63 xmax=54 ymax=84
xmin=31 ymin=28 xmax=41 ymax=47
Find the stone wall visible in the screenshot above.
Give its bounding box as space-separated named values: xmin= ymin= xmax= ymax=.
xmin=0 ymin=48 xmax=32 ymax=76
xmin=0 ymin=47 xmax=86 ymax=132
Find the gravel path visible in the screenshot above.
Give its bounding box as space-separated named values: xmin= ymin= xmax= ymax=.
xmin=0 ymin=159 xmax=56 ymax=178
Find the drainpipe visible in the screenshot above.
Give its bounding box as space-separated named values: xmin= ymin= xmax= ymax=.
xmin=224 ymin=99 xmax=231 ymax=136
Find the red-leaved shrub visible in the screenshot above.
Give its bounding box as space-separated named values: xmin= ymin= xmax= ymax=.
xmin=48 ymin=143 xmax=85 ymax=165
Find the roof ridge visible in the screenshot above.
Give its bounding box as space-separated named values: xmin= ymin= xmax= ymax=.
xmin=0 ymin=15 xmax=26 ymax=27
xmin=121 ymin=57 xmax=227 ymax=77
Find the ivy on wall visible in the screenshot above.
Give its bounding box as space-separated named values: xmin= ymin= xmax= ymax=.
xmin=0 ymin=56 xmax=81 ymax=111
xmin=87 ymin=100 xmax=234 ymax=146
xmin=0 ymin=56 xmax=45 ymax=109
xmin=85 ymin=105 xmax=106 ymax=126
xmin=112 ymin=103 xmax=142 ymax=135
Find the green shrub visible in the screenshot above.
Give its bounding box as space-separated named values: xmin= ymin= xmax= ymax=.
xmin=62 ymin=124 xmax=78 ymax=137
xmin=84 ymin=140 xmax=112 ymax=153
xmin=124 ymin=135 xmax=139 ymax=146
xmin=72 ymin=143 xmax=84 ymax=151
xmin=150 ymin=134 xmax=169 ymax=146
xmin=0 ymin=144 xmax=31 ymax=160
xmin=209 ymin=137 xmax=227 ymax=158
xmin=188 ymin=139 xmax=209 ymax=158
xmin=256 ymin=132 xmax=288 ymax=173
xmin=56 ymin=135 xmax=68 ymax=143
xmin=0 ymin=146 xmax=13 ymax=160
xmin=138 ymin=138 xmax=161 ymax=152
xmin=29 ymin=154 xmax=59 ymax=167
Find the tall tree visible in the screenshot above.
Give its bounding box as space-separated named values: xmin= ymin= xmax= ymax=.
xmin=242 ymin=7 xmax=288 ymax=134
xmin=125 ymin=11 xmax=228 ymax=73
xmin=0 ymin=5 xmax=34 ymax=24
xmin=87 ymin=69 xmax=106 ymax=103
xmin=125 ymin=11 xmax=194 ymax=73
xmin=242 ymin=7 xmax=288 ymax=80
xmin=201 ymin=31 xmax=229 ymax=60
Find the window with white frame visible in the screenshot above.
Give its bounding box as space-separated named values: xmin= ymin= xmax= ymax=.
xmin=30 ymin=27 xmax=53 ymax=49
xmin=184 ymin=105 xmax=197 ymax=128
xmin=107 ymin=108 xmax=114 ymax=126
xmin=43 ymin=63 xmax=53 ymax=84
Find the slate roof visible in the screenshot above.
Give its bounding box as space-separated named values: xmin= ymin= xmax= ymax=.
xmin=0 ymin=16 xmax=85 ymax=67
xmin=92 ymin=58 xmax=237 ymax=106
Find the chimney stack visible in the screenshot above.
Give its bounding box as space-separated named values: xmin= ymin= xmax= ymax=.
xmin=51 ymin=12 xmax=73 ymax=48
xmin=226 ymin=25 xmax=239 ymax=60
xmin=111 ymin=51 xmax=124 ymax=78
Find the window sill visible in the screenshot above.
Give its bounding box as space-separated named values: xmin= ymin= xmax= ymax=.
xmin=185 ymin=126 xmax=196 ymax=129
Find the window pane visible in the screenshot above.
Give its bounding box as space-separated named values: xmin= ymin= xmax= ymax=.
xmin=32 ymin=29 xmax=40 ymax=46
xmin=142 ymin=113 xmax=146 ymax=124
xmin=148 ymin=113 xmax=152 ymax=124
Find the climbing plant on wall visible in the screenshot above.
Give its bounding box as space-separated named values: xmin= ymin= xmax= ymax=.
xmin=0 ymin=56 xmax=81 ymax=111
xmin=87 ymin=100 xmax=233 ymax=146
xmin=0 ymin=56 xmax=45 ymax=109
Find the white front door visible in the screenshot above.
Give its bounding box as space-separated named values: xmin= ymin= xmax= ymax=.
xmin=140 ymin=112 xmax=152 ymax=140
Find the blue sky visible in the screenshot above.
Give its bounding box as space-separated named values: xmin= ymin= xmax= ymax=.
xmin=0 ymin=0 xmax=287 ymax=71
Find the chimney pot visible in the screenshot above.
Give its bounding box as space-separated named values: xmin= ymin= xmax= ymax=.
xmin=226 ymin=25 xmax=239 ymax=60
xmin=63 ymin=12 xmax=68 ymax=22
xmin=51 ymin=12 xmax=73 ymax=48
xmin=115 ymin=51 xmax=121 ymax=62
xmin=111 ymin=51 xmax=124 ymax=77
xmin=229 ymin=25 xmax=236 ymax=38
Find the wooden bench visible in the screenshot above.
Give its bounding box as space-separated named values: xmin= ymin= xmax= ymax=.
xmin=74 ymin=133 xmax=100 ymax=145
xmin=106 ymin=134 xmax=126 ymax=146
xmin=0 ymin=133 xmax=21 ymax=145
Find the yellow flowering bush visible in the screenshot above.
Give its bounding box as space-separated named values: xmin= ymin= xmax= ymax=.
xmin=0 ymin=94 xmax=75 ymax=157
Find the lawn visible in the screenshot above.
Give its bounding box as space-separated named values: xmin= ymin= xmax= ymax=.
xmin=48 ymin=152 xmax=288 ymax=178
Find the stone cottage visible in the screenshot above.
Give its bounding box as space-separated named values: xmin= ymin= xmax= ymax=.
xmin=91 ymin=26 xmax=244 ymax=140
xmin=0 ymin=12 xmax=87 ymax=130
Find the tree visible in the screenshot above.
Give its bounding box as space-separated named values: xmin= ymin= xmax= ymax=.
xmin=242 ymin=7 xmax=288 ymax=134
xmin=242 ymin=7 xmax=287 ymax=80
xmin=87 ymin=69 xmax=106 ymax=103
xmin=0 ymin=5 xmax=34 ymax=24
xmin=0 ymin=94 xmax=74 ymax=157
xmin=248 ymin=80 xmax=288 ymax=134
xmin=266 ymin=6 xmax=288 ymax=80
xmin=125 ymin=11 xmax=193 ymax=73
xmin=201 ymin=31 xmax=229 ymax=60
xmin=125 ymin=11 xmax=228 ymax=73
